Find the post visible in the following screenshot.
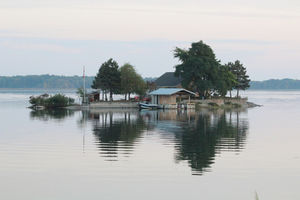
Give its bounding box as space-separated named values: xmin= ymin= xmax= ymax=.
xmin=83 ymin=66 xmax=86 ymax=104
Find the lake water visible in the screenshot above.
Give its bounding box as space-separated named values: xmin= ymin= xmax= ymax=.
xmin=0 ymin=89 xmax=299 ymax=200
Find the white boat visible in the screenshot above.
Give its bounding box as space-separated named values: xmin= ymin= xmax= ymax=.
xmin=138 ymin=102 xmax=162 ymax=109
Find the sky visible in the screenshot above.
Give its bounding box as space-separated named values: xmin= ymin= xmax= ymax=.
xmin=0 ymin=0 xmax=300 ymax=80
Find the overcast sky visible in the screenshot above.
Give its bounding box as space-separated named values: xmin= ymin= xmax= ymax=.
xmin=0 ymin=0 xmax=300 ymax=80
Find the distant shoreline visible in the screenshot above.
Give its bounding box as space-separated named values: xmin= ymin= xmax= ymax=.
xmin=1 ymin=75 xmax=300 ymax=90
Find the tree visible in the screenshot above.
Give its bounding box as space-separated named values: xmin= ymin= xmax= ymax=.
xmin=134 ymin=74 xmax=147 ymax=97
xmin=120 ymin=63 xmax=137 ymax=100
xmin=174 ymin=41 xmax=220 ymax=98
xmin=92 ymin=58 xmax=121 ymax=101
xmin=120 ymin=63 xmax=147 ymax=100
xmin=215 ymin=66 xmax=237 ymax=97
xmin=226 ymin=60 xmax=250 ymax=97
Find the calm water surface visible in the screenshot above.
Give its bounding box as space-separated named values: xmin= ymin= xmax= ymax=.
xmin=0 ymin=89 xmax=299 ymax=200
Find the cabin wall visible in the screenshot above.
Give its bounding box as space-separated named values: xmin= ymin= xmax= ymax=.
xmin=159 ymin=95 xmax=176 ymax=105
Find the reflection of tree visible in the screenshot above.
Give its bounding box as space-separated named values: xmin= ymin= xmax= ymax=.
xmin=88 ymin=111 xmax=149 ymax=161
xmin=30 ymin=109 xmax=75 ymax=121
xmin=174 ymin=110 xmax=248 ymax=175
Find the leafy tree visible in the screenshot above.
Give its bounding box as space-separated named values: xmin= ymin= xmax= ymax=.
xmin=174 ymin=41 xmax=220 ymax=98
xmin=215 ymin=66 xmax=236 ymax=97
xmin=120 ymin=63 xmax=137 ymax=100
xmin=226 ymin=60 xmax=250 ymax=97
xmin=134 ymin=74 xmax=147 ymax=97
xmin=92 ymin=58 xmax=121 ymax=101
xmin=120 ymin=63 xmax=147 ymax=100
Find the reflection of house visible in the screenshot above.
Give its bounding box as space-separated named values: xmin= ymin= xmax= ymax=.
xmin=149 ymin=88 xmax=196 ymax=109
xmin=155 ymin=72 xmax=182 ymax=88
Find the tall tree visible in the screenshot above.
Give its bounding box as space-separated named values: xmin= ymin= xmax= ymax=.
xmin=227 ymin=60 xmax=250 ymax=97
xmin=92 ymin=58 xmax=121 ymax=101
xmin=215 ymin=66 xmax=236 ymax=97
xmin=120 ymin=63 xmax=137 ymax=100
xmin=174 ymin=41 xmax=220 ymax=98
xmin=120 ymin=63 xmax=147 ymax=100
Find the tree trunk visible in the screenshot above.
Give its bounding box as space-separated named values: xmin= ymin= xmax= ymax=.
xmin=237 ymin=89 xmax=240 ymax=98
xmin=128 ymin=93 xmax=131 ymax=101
xmin=230 ymin=90 xmax=232 ymax=98
xmin=105 ymin=92 xmax=108 ymax=101
xmin=125 ymin=94 xmax=127 ymax=101
xmin=110 ymin=91 xmax=113 ymax=101
xmin=102 ymin=90 xmax=104 ymax=101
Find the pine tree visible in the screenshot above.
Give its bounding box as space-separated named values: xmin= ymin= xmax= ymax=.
xmin=227 ymin=60 xmax=250 ymax=97
xmin=92 ymin=58 xmax=121 ymax=101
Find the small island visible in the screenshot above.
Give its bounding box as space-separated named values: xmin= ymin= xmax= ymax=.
xmin=29 ymin=41 xmax=259 ymax=110
xmin=29 ymin=94 xmax=75 ymax=110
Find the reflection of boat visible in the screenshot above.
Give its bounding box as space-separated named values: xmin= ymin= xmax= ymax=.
xmin=138 ymin=102 xmax=162 ymax=109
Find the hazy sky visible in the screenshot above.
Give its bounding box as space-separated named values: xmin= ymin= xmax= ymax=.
xmin=0 ymin=0 xmax=300 ymax=80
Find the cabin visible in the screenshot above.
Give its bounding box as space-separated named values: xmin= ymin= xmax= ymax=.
xmin=154 ymin=72 xmax=182 ymax=88
xmin=149 ymin=88 xmax=196 ymax=109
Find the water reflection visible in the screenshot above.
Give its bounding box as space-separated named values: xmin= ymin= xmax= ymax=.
xmin=140 ymin=109 xmax=248 ymax=175
xmin=175 ymin=110 xmax=248 ymax=175
xmin=84 ymin=110 xmax=151 ymax=161
xmin=29 ymin=108 xmax=248 ymax=175
xmin=30 ymin=109 xmax=75 ymax=121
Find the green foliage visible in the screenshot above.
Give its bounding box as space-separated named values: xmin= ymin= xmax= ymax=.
xmin=225 ymin=60 xmax=250 ymax=97
xmin=120 ymin=63 xmax=137 ymax=99
xmin=120 ymin=63 xmax=147 ymax=98
xmin=29 ymin=94 xmax=74 ymax=108
xmin=174 ymin=41 xmax=250 ymax=98
xmin=134 ymin=74 xmax=147 ymax=97
xmin=92 ymin=58 xmax=121 ymax=100
xmin=92 ymin=60 xmax=147 ymax=101
xmin=174 ymin=41 xmax=221 ymax=98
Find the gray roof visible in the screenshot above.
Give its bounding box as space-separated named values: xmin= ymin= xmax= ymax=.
xmin=155 ymin=72 xmax=182 ymax=87
xmin=149 ymin=88 xmax=196 ymax=96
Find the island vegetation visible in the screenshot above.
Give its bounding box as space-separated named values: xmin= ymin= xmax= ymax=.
xmin=23 ymin=40 xmax=258 ymax=108
xmin=174 ymin=41 xmax=250 ymax=99
xmin=91 ymin=59 xmax=147 ymax=101
xmin=29 ymin=94 xmax=75 ymax=109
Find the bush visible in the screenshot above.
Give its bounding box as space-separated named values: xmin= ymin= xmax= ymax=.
xmin=29 ymin=94 xmax=74 ymax=108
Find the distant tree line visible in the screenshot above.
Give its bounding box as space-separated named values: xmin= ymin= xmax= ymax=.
xmin=250 ymin=79 xmax=300 ymax=90
xmin=0 ymin=75 xmax=94 ymax=89
xmin=174 ymin=41 xmax=250 ymax=98
xmin=92 ymin=58 xmax=147 ymax=101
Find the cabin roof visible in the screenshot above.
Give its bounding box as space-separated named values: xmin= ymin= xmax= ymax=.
xmin=149 ymin=88 xmax=196 ymax=96
xmin=155 ymin=72 xmax=182 ymax=87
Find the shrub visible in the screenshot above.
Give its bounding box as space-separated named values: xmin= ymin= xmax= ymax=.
xmin=29 ymin=94 xmax=74 ymax=108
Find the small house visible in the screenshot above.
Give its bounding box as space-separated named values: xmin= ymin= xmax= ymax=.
xmin=149 ymin=88 xmax=196 ymax=109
